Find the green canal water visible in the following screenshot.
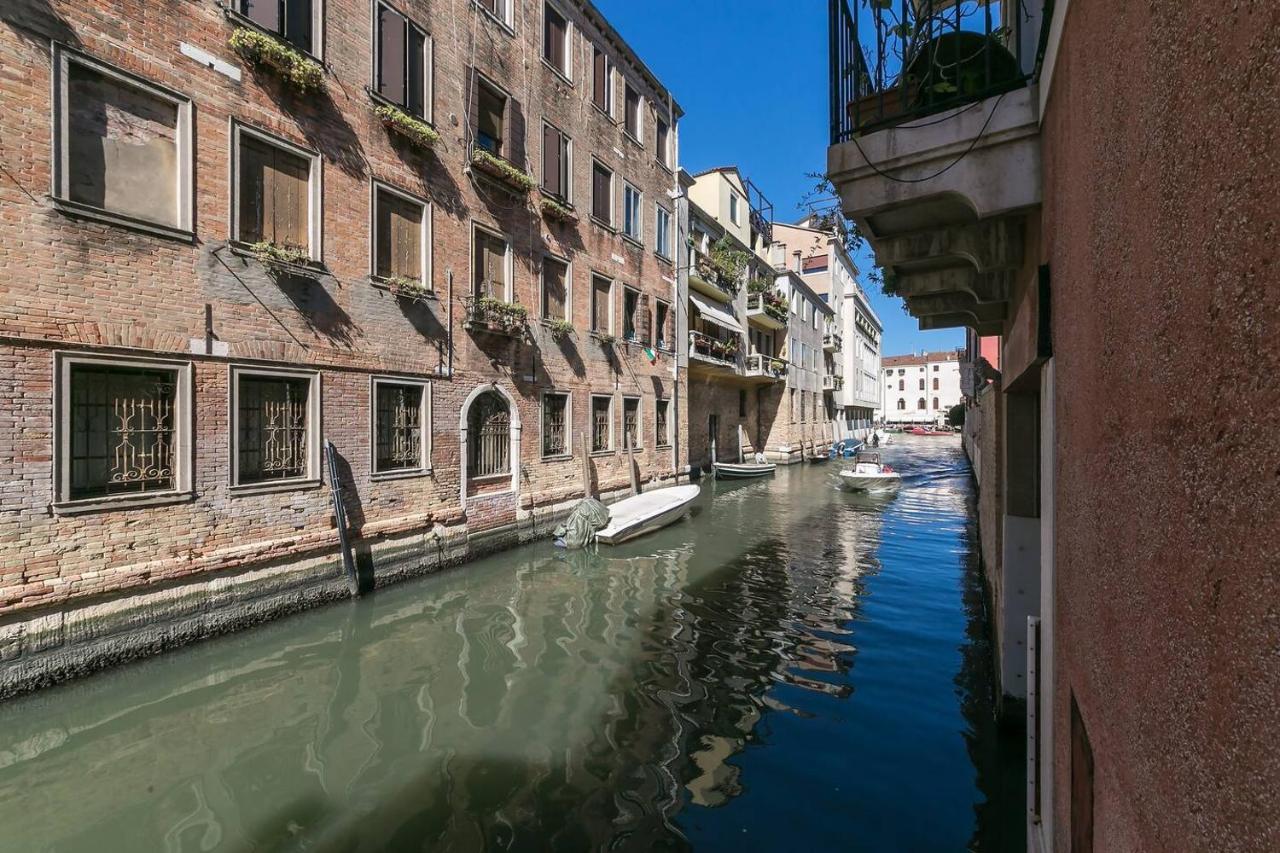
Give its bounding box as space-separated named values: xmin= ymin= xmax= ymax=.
xmin=0 ymin=439 xmax=1023 ymax=851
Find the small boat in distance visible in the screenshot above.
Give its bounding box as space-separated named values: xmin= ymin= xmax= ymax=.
xmin=908 ymin=426 xmax=952 ymax=436
xmin=595 ymin=485 xmax=701 ymax=545
xmin=838 ymin=451 xmax=902 ymax=492
xmin=714 ymin=459 xmax=777 ymax=479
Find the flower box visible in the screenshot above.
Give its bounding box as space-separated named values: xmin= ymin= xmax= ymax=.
xmin=539 ymin=196 xmax=578 ymax=224
xmin=229 ymin=27 xmax=324 ymax=93
xmin=376 ymin=104 xmax=438 ymax=150
xmin=470 ymin=148 xmax=535 ymax=193
xmin=465 ymin=296 xmax=528 ymax=337
xmin=384 ymin=276 xmax=433 ymax=303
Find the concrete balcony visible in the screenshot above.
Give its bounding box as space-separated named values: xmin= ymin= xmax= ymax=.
xmin=745 ymin=293 xmax=787 ymax=330
xmin=823 ymin=330 xmax=842 ymax=352
xmin=743 ymin=353 xmax=788 ymax=384
xmin=689 ymin=252 xmax=737 ymax=304
xmin=688 ymin=330 xmax=740 ymax=374
xmin=822 ymin=374 xmax=844 ymax=393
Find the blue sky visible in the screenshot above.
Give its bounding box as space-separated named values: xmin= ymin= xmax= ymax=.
xmin=594 ymin=0 xmax=963 ymax=357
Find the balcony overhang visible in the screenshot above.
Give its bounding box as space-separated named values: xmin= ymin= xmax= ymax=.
xmin=827 ymin=85 xmax=1041 ymax=335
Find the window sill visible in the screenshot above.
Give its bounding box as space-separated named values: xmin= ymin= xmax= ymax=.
xmin=589 ymin=449 xmax=617 ymax=458
xmin=372 ymin=276 xmax=437 ymax=301
xmin=51 ymin=196 xmax=194 ymax=244
xmin=469 ymin=473 xmax=512 ymax=485
xmin=591 ymin=103 xmax=616 ymax=124
xmin=471 ymin=2 xmax=515 ymax=36
xmin=371 ymin=467 xmax=433 ymax=482
xmin=52 ymin=490 xmax=196 ymax=516
xmin=540 ymin=58 xmax=573 ymax=87
xmin=654 ymin=251 xmax=674 ymax=266
xmin=589 ymin=215 xmax=616 ymax=233
xmin=623 ymin=131 xmax=643 ymax=149
xmin=656 ymin=161 xmax=674 ymax=176
xmin=540 ymin=453 xmax=573 ymax=462
xmin=620 ymin=233 xmax=644 ymax=250
xmin=228 ymin=242 xmax=326 ymax=276
xmin=365 ymin=86 xmax=434 ymax=127
xmin=230 ymin=478 xmax=323 ymax=496
xmin=655 ymin=443 xmax=671 ymax=449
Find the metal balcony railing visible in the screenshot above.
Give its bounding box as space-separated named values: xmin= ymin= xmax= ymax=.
xmin=746 ymin=292 xmax=789 ymax=324
xmin=688 ymin=330 xmax=740 ymax=367
xmin=745 ymin=353 xmax=788 ymax=380
xmin=830 ymin=0 xmax=1035 ymax=142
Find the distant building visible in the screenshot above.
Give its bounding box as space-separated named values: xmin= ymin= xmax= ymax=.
xmin=878 ymin=351 xmax=962 ymax=424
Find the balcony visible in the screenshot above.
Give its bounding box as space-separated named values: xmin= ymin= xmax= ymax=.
xmin=688 ymin=251 xmax=738 ymax=304
xmin=688 ymin=330 xmax=740 ymax=373
xmin=823 ymin=330 xmax=843 ymax=351
xmin=827 ymin=0 xmax=1046 ymax=337
xmin=743 ymin=353 xmax=788 ymax=384
xmin=463 ymin=295 xmax=528 ymax=339
xmin=823 ymin=374 xmax=844 ymax=393
xmin=746 ymin=291 xmax=788 ymax=329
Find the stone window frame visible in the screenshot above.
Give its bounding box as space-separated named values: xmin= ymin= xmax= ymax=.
xmin=622 ymin=181 xmax=643 ymax=244
xmin=539 ymin=390 xmax=572 ymax=459
xmin=470 ymin=220 xmax=515 ymax=302
xmin=370 ymin=0 xmax=434 ymax=124
xmin=621 ymin=395 xmax=643 ymax=451
xmin=229 ymin=121 xmax=324 ymax=262
xmin=50 ymin=44 xmax=194 ymax=241
xmin=590 ymin=158 xmax=615 ymax=229
xmin=369 ymin=179 xmax=432 ymax=288
xmin=589 ymin=271 xmax=614 ymax=335
xmin=591 ymin=45 xmax=613 ymax=119
xmin=622 ymin=80 xmax=643 ymax=145
xmin=539 ymin=118 xmax=573 ymax=204
xmin=52 ymin=351 xmax=195 ymax=515
xmin=541 ymin=1 xmax=573 ymax=82
xmin=655 ymin=203 xmax=673 ymax=260
xmin=540 ymin=252 xmax=572 ymax=323
xmin=654 ymin=397 xmax=671 ymax=448
xmin=368 ymin=375 xmax=431 ymax=479
xmin=590 ymin=393 xmax=615 ymax=455
xmin=228 ymin=365 xmax=323 ymax=494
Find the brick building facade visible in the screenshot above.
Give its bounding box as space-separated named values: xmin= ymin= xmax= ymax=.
xmin=0 ymin=0 xmax=686 ymax=694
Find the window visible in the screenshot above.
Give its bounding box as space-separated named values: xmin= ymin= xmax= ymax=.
xmin=233 ymin=369 xmax=319 ymax=486
xmin=473 ymin=75 xmax=506 ymax=156
xmin=542 ymin=3 xmax=570 ymax=77
xmin=373 ymin=379 xmax=428 ymax=474
xmin=897 ymin=398 xmax=906 ymax=410
xmin=591 ymin=274 xmax=612 ymax=332
xmin=933 ymin=365 xmax=940 ymax=371
xmin=541 ymin=121 xmax=571 ymax=201
xmin=373 ymin=183 xmax=429 ymax=285
xmin=53 ymin=48 xmax=192 ymax=235
xmin=656 ymin=206 xmax=672 ymax=259
xmin=898 ymin=379 xmax=904 ymax=391
xmin=738 ymin=389 xmax=747 ymax=417
xmin=592 ymin=47 xmax=611 ymax=113
xmin=239 ymin=0 xmax=317 ymax=54
xmin=475 ymin=0 xmax=512 ymax=28
xmin=375 ymin=2 xmax=429 ymax=119
xmin=623 ymin=82 xmax=641 ymax=140
xmin=591 ymin=396 xmax=613 ymax=452
xmin=655 ymin=300 xmax=671 ymax=349
xmin=57 ymin=355 xmax=191 ymax=507
xmin=591 ymin=161 xmax=613 ymax=225
xmin=917 ymin=398 xmax=926 ymax=410
xmin=729 ymin=193 xmax=740 ymax=225
xmin=622 ymin=397 xmax=640 ymax=450
xmin=800 ymin=390 xmax=807 ymax=422
xmin=235 ymin=127 xmax=319 ymax=259
xmin=656 ymin=118 xmax=670 ymax=168
xmin=933 ymin=397 xmax=940 ymax=410
xmin=919 ymin=378 xmax=925 ymax=390
xmin=542 ymin=255 xmax=568 ymax=321
xmin=655 ymin=399 xmax=670 ymax=447
xmin=933 ymin=377 xmax=939 ymax=390
xmin=898 ymin=368 xmax=905 ymax=376
xmin=622 ymin=286 xmax=649 ymax=343
xmin=623 ymin=183 xmax=642 ymax=241
xmin=542 ymin=392 xmax=569 ymax=457
xmin=468 ymin=391 xmax=510 ymax=477
xmin=473 ymin=226 xmax=510 ymax=300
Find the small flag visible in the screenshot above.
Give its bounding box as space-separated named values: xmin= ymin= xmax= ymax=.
xmin=644 ymin=346 xmax=657 ymax=364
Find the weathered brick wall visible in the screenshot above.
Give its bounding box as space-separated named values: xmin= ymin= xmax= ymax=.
xmin=0 ymin=0 xmax=687 ymax=629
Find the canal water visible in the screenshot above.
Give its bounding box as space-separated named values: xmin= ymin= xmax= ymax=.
xmin=0 ymin=438 xmax=1022 ymax=851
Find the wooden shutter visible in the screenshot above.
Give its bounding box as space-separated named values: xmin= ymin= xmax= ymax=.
xmin=378 ymin=4 xmax=407 ymax=108
xmin=407 ymin=27 xmax=426 ymax=118
xmin=541 ymin=124 xmax=560 ymax=196
xmin=377 ymin=191 xmax=421 ymax=280
xmin=543 ymin=258 xmax=566 ymax=320
xmin=592 ymin=276 xmax=610 ymax=331
xmin=657 ymin=119 xmax=669 ymax=165
xmin=545 ymin=6 xmax=566 ymax=70
xmin=274 ymin=147 xmax=309 ymax=250
xmin=636 ymin=292 xmax=651 ymax=344
xmin=242 ymin=0 xmax=280 ymax=32
xmin=238 ymin=136 xmax=268 ymax=244
xmin=284 ymin=0 xmax=313 ymax=53
xmin=592 ymin=48 xmax=607 ymax=110
xmin=467 ymin=68 xmax=480 ymax=150
xmin=592 ymin=164 xmax=610 ymax=223
xmin=508 ymin=95 xmax=525 ymax=169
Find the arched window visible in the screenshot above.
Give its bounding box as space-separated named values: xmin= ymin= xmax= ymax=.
xmin=933 ymin=397 xmax=940 ymax=409
xmin=897 ymin=398 xmax=906 ymax=410
xmin=917 ymin=397 xmax=926 ymax=410
xmin=932 ymin=378 xmax=939 ymax=390
xmin=468 ymin=391 xmax=510 ymax=477
xmin=918 ymin=378 xmax=925 ymax=390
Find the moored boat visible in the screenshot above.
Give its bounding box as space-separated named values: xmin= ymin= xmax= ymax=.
xmin=594 ymin=485 xmax=701 ymax=545
xmin=838 ymin=451 xmax=902 ymax=492
xmin=714 ymin=461 xmax=777 ymax=479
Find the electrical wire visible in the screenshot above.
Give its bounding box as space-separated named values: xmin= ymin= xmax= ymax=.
xmin=848 ymin=91 xmax=1006 ymax=184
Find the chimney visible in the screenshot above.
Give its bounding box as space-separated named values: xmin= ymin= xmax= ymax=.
xmin=792 ymin=250 xmax=801 ymax=273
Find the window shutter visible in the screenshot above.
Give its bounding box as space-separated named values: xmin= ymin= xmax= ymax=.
xmin=467 ymin=68 xmax=480 ymax=151
xmin=636 ymin=293 xmax=651 ymax=344
xmin=242 ymin=0 xmax=280 ymax=32
xmin=238 ymin=137 xmax=266 ymax=244
xmin=542 ymin=124 xmax=560 ymax=196
xmin=285 ymin=0 xmax=313 ymax=53
xmin=593 ymin=49 xmax=606 ymax=110
xmin=592 ymin=165 xmax=609 ymax=222
xmin=407 ymin=27 xmax=426 ymax=118
xmin=544 ymin=259 xmax=566 ymax=320
xmin=378 ymin=5 xmax=407 ymax=108
xmin=508 ymin=96 xmax=525 ymax=169
xmin=592 ymin=276 xmax=610 ymax=331
xmin=545 ymin=7 xmax=566 ymax=70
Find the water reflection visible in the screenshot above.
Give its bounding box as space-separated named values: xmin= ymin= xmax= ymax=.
xmin=0 ymin=439 xmax=1020 ymax=851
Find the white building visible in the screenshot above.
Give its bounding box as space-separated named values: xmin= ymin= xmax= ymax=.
xmin=772 ymin=216 xmax=883 ymax=441
xmin=879 ymin=350 xmax=962 ymax=424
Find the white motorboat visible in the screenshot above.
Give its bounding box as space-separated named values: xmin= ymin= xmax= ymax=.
xmin=838 ymin=452 xmax=902 ymax=492
xmin=594 ymin=485 xmax=701 ymax=545
xmin=713 ymin=461 xmax=776 ymax=479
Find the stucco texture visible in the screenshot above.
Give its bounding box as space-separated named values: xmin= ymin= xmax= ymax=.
xmin=1042 ymin=1 xmax=1279 ymax=850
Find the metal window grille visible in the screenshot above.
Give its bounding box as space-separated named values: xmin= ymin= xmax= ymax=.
xmin=543 ymin=393 xmax=567 ymax=456
xmin=623 ymin=399 xmax=639 ymax=449
xmin=592 ymin=397 xmax=611 ymax=451
xmin=468 ymin=391 xmax=510 ymax=477
xmin=655 ymin=400 xmax=669 ymax=446
xmin=69 ymin=365 xmax=177 ymax=500
xmin=375 ymin=383 xmax=423 ymax=472
xmin=238 ymin=375 xmax=310 ymax=483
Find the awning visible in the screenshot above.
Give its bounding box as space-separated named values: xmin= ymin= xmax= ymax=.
xmin=689 ymin=291 xmax=744 ymax=334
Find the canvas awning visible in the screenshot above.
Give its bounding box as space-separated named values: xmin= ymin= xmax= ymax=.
xmin=689 ymin=291 xmax=743 ymax=333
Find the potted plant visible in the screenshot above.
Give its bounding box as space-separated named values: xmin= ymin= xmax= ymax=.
xmin=250 ymin=240 xmax=313 ymax=272
xmin=595 ymin=331 xmax=616 ymax=346
xmin=229 ymin=28 xmax=324 ymax=93
xmin=384 ymin=275 xmax=432 ymax=303
xmin=548 ymin=318 xmax=574 ymax=341
xmin=375 ymin=104 xmax=439 ymax=150
xmin=470 ymin=148 xmax=535 ymax=193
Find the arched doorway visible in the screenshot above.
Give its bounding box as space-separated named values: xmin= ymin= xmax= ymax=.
xmin=458 ymin=383 xmax=522 ymax=507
